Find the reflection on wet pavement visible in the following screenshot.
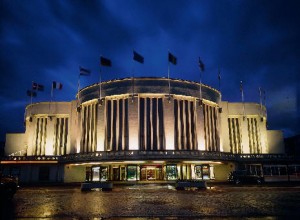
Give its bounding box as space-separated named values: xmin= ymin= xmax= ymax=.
xmin=1 ymin=185 xmax=300 ymax=219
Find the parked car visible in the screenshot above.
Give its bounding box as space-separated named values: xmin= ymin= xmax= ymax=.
xmin=228 ymin=170 xmax=264 ymax=184
xmin=0 ymin=173 xmax=19 ymax=199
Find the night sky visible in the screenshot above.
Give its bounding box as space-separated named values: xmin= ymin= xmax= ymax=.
xmin=0 ymin=0 xmax=299 ymax=142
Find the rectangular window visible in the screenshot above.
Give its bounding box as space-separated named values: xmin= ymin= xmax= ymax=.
xmin=127 ymin=165 xmax=138 ymax=181
xmin=166 ymin=165 xmax=177 ymax=180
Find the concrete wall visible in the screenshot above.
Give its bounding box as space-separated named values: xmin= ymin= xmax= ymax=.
xmin=5 ymin=133 xmax=25 ymax=156
xmin=1 ymin=164 xmax=63 ymax=183
xmin=214 ymin=162 xmax=236 ymax=181
xmin=267 ymin=130 xmax=285 ymax=153
xmin=128 ymin=96 xmax=139 ymax=150
xmin=25 ymin=102 xmax=72 ymax=156
xmin=220 ymin=102 xmax=269 ymax=154
xmin=5 ymin=79 xmax=284 ymax=157
xmin=64 ymin=164 xmax=86 ymax=183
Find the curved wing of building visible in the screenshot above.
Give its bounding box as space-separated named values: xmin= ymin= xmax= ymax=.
xmin=3 ymin=77 xmax=291 ymax=183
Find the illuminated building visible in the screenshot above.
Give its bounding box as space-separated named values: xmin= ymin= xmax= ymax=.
xmin=2 ymin=77 xmax=298 ymax=183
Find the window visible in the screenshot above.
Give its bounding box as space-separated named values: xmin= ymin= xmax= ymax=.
xmin=166 ymin=165 xmax=177 ymax=180
xmin=127 ymin=165 xmax=138 ymax=181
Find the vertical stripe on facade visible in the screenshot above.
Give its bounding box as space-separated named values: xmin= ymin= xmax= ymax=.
xmin=80 ymin=103 xmax=97 ymax=153
xmin=139 ymin=97 xmax=165 ymax=151
xmin=202 ymin=104 xmax=220 ymax=152
xmin=174 ymin=98 xmax=197 ymax=150
xmin=105 ymin=98 xmax=129 ymax=151
xmin=34 ymin=117 xmax=47 ymax=156
xmin=247 ymin=117 xmax=261 ymax=154
xmin=228 ymin=117 xmax=242 ymax=154
xmin=54 ymin=117 xmax=68 ymax=155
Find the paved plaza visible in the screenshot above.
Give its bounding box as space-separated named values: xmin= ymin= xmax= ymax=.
xmin=1 ymin=184 xmax=300 ymax=219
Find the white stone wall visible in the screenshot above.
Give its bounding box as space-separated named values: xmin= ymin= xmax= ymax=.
xmin=220 ymin=102 xmax=270 ymax=154
xmin=128 ymin=96 xmax=139 ymax=150
xmin=267 ymin=130 xmax=285 ymax=153
xmin=4 ymin=83 xmax=284 ymax=156
xmin=24 ymin=102 xmax=72 ymax=156
xmin=5 ymin=133 xmax=26 ymax=156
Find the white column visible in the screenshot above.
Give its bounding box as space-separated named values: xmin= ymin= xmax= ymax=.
xmin=97 ymin=101 xmax=105 ymax=151
xmin=128 ymin=97 xmax=138 ymax=150
xmin=156 ymin=98 xmax=160 ymax=150
xmin=177 ymin=100 xmax=182 ymax=150
xmin=150 ymin=98 xmax=153 ymax=150
xmin=116 ymin=100 xmax=120 ymax=150
xmin=110 ymin=100 xmax=114 ymax=151
xmin=164 ymin=97 xmax=174 ymax=150
xmin=122 ymin=99 xmax=125 ymax=150
xmin=182 ymin=100 xmax=187 ymax=150
xmin=197 ymin=102 xmax=205 ymax=151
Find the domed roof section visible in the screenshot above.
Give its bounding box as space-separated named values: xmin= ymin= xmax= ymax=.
xmin=78 ymin=77 xmax=221 ymax=104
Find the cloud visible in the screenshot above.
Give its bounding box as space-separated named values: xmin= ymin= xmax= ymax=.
xmin=0 ymin=0 xmax=299 ymax=140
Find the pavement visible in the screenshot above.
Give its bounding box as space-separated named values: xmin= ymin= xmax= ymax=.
xmin=1 ymin=183 xmax=300 ymax=219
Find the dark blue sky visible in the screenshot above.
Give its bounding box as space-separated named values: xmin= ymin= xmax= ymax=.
xmin=0 ymin=0 xmax=299 ymax=141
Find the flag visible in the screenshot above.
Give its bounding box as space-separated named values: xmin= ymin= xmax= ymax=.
xmin=27 ymin=90 xmax=37 ymax=97
xmin=198 ymin=57 xmax=205 ymax=72
xmin=32 ymin=82 xmax=44 ymax=91
xmin=79 ymin=66 xmax=91 ymax=76
xmin=168 ymin=52 xmax=177 ymax=65
xmin=133 ymin=51 xmax=144 ymax=63
xmin=100 ymin=56 xmax=112 ymax=67
xmin=52 ymin=81 xmax=63 ymax=90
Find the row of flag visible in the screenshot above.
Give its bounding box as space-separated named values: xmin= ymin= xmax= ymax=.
xmin=27 ymin=81 xmax=63 ymax=97
xmin=79 ymin=51 xmax=206 ymax=76
xmin=27 ymin=50 xmax=207 ymax=101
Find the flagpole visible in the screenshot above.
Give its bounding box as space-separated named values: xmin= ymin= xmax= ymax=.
xmin=30 ymin=91 xmax=33 ymax=105
xmin=240 ymin=81 xmax=245 ymax=119
xmin=259 ymin=87 xmax=262 ymax=117
xmin=51 ymin=82 xmax=54 ymax=102
xmin=218 ymin=67 xmax=221 ymax=97
xmin=200 ymin=71 xmax=202 ymax=103
xmin=168 ymin=53 xmax=171 ymax=103
xmin=31 ymin=81 xmax=34 ymax=105
xmin=132 ymin=50 xmax=135 ymax=102
xmin=198 ymin=58 xmax=202 ymax=106
xmin=263 ymin=89 xmax=267 ymax=124
xmin=99 ymin=68 xmax=102 ymax=105
xmin=77 ymin=71 xmax=81 ymax=109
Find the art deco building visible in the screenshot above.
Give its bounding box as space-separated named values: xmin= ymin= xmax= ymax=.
xmin=2 ymin=77 xmax=297 ymax=184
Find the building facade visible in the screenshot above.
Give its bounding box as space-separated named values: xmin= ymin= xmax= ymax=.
xmin=2 ymin=77 xmax=298 ymax=184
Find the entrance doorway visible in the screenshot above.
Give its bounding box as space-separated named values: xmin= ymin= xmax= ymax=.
xmin=194 ymin=164 xmax=211 ymax=180
xmin=140 ymin=165 xmax=162 ymax=181
xmin=91 ymin=166 xmax=108 ymax=181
